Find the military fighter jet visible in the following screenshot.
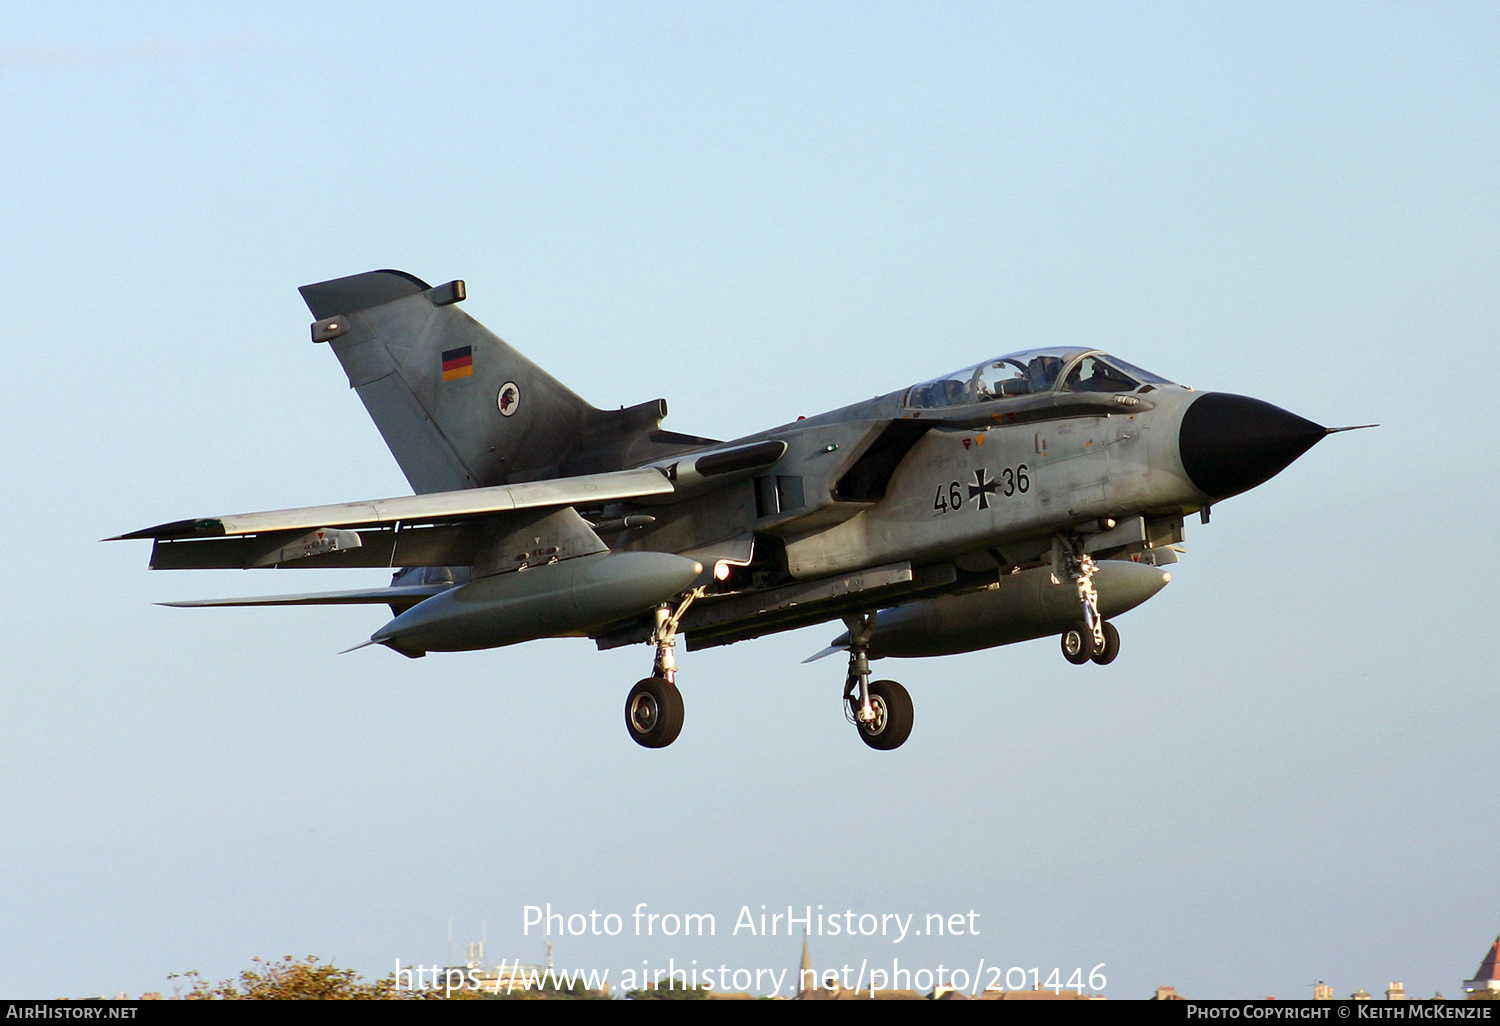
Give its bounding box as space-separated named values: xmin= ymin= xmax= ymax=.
xmin=114 ymin=270 xmax=1368 ymax=751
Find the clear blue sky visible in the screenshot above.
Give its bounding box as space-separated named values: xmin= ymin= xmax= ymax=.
xmin=2 ymin=1 xmax=1496 ymax=999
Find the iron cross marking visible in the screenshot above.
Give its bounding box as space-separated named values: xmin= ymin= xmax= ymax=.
xmin=969 ymin=468 xmax=997 ymax=510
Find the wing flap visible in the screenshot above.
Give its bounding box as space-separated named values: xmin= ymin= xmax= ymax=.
xmin=146 ymin=522 xmax=484 ymax=570
xmin=115 ymin=466 xmax=674 ymax=542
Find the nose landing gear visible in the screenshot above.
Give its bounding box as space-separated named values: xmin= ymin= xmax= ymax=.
xmin=1055 ymin=534 xmax=1121 ymax=666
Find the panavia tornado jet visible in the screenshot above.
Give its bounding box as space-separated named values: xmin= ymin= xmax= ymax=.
xmin=115 ymin=270 xmax=1369 ymax=750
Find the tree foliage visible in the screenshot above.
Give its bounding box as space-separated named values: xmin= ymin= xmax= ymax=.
xmin=173 ymin=955 xmax=425 ymax=1000
xmin=481 ymin=978 xmax=609 ymax=1001
xmin=626 ymin=981 xmax=713 ymax=1000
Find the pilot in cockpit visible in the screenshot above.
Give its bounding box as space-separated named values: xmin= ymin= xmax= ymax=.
xmin=1025 ymin=355 xmax=1063 ymax=393
xmin=1065 ymin=357 xmax=1138 ymax=393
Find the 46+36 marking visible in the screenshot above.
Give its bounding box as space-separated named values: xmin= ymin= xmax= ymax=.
xmin=934 ymin=465 xmax=1030 ymax=514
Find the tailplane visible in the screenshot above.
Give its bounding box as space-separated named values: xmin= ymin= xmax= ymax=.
xmin=300 ymin=270 xmax=714 ymax=493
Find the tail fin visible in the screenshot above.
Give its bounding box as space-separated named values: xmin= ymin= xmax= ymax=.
xmin=299 ymin=270 xmax=713 ymax=493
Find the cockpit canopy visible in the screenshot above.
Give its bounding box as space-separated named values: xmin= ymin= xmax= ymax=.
xmin=903 ymin=347 xmax=1173 ymax=410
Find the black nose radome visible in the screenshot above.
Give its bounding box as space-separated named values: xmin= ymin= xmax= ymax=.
xmin=1178 ymin=392 xmax=1326 ymax=501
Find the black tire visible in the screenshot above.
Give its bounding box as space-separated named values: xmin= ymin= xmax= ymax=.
xmin=1091 ymin=621 xmax=1120 ymax=665
xmin=855 ymin=680 xmax=913 ymax=751
xmin=625 ymin=677 xmax=684 ymax=749
xmin=1061 ymin=622 xmax=1096 ymax=665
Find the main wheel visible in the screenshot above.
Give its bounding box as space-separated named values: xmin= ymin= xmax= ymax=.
xmin=854 ymin=680 xmax=913 ymax=751
xmin=1091 ymin=622 xmax=1120 ymax=665
xmin=1061 ymin=622 xmax=1096 ymax=665
xmin=625 ymin=677 xmax=684 ymax=749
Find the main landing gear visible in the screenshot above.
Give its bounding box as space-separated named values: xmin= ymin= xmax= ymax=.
xmin=841 ymin=612 xmax=914 ymax=750
xmin=1054 ymin=534 xmax=1120 ymax=666
xmin=625 ymin=676 xmax=683 ymax=749
xmin=624 ymin=589 xmax=703 ymax=749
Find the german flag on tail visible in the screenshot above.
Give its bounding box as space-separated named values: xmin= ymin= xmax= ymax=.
xmin=442 ymin=345 xmax=474 ymax=381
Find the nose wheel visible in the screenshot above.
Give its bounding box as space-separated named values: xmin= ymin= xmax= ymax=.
xmin=1092 ymin=621 xmax=1120 ymax=664
xmin=1054 ymin=533 xmax=1122 ymax=666
xmin=1061 ymin=622 xmax=1094 ymax=664
xmin=1061 ymin=620 xmax=1119 ymax=665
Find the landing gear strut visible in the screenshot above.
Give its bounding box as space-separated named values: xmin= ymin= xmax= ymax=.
xmin=1054 ymin=534 xmax=1120 ymax=666
xmin=624 ymin=588 xmax=703 ymax=749
xmin=841 ymin=612 xmax=913 ymax=750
